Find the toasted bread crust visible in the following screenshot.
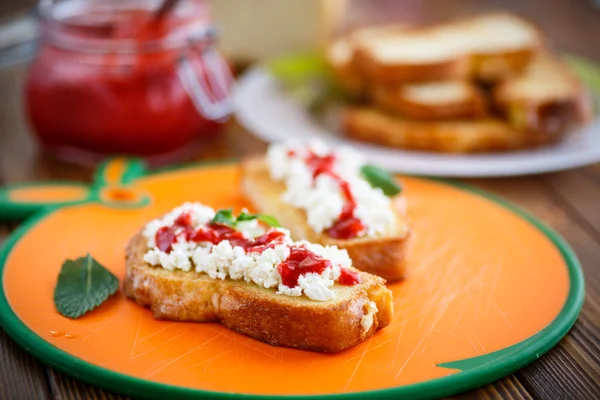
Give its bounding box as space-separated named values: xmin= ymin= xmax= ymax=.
xmin=241 ymin=157 xmax=410 ymax=282
xmin=493 ymin=54 xmax=592 ymax=138
xmin=471 ymin=48 xmax=537 ymax=82
xmin=371 ymin=83 xmax=488 ymax=120
xmin=351 ymin=13 xmax=542 ymax=85
xmin=329 ymin=61 xmax=364 ymax=97
xmin=500 ymin=96 xmax=591 ymax=145
xmin=124 ymin=233 xmax=393 ymax=353
xmin=341 ymin=107 xmax=555 ymax=153
xmin=355 ymin=47 xmax=471 ymax=84
xmin=326 ymin=38 xmax=365 ymax=96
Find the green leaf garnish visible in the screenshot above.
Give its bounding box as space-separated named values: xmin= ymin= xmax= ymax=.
xmin=360 ymin=165 xmax=402 ymax=197
xmin=236 ymin=210 xmax=258 ymax=222
xmin=237 ymin=211 xmax=280 ymax=227
xmin=54 ymin=254 xmax=119 ymax=319
xmin=256 ymin=214 xmax=281 ymax=228
xmin=212 ymin=209 xmax=280 ymax=228
xmin=211 ymin=208 xmax=235 ymax=226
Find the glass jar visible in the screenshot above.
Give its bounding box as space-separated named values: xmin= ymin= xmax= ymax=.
xmin=26 ymin=0 xmax=233 ymax=164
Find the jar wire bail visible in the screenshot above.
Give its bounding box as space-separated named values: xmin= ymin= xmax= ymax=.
xmin=177 ymin=27 xmax=234 ymax=121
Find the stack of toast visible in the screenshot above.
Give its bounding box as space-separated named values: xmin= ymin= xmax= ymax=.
xmin=326 ymin=13 xmax=592 ymax=153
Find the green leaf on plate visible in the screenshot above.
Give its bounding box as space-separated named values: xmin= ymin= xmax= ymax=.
xmin=211 ymin=208 xmax=235 ymax=226
xmin=54 ymin=254 xmax=119 ymax=319
xmin=267 ymin=52 xmax=330 ymax=83
xmin=266 ymin=52 xmax=346 ymax=114
xmin=361 ymin=165 xmax=402 ymax=197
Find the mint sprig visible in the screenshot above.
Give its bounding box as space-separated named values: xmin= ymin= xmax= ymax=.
xmin=361 ymin=165 xmax=402 ymax=197
xmin=54 ymin=254 xmax=119 ymax=319
xmin=211 ymin=209 xmax=280 ymax=228
xmin=211 ymin=208 xmax=235 ymax=226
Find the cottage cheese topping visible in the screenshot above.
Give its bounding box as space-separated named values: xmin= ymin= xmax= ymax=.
xmin=142 ymin=203 xmax=357 ymax=301
xmin=267 ymin=140 xmax=396 ymax=238
xmin=143 ymin=202 xmax=216 ymax=248
xmin=360 ymin=300 xmax=379 ymax=331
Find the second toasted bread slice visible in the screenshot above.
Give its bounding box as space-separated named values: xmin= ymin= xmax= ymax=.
xmin=355 ymin=13 xmax=542 ymax=84
xmin=493 ymin=53 xmax=592 ymax=139
xmin=342 ymin=107 xmax=543 ymax=153
xmin=326 ymin=37 xmax=364 ymax=96
xmin=463 ymin=13 xmax=543 ymax=82
xmin=372 ymin=81 xmax=488 ymax=120
xmin=242 ymin=156 xmax=410 ymax=282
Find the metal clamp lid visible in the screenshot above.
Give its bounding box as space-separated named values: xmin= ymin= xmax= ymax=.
xmin=177 ymin=27 xmax=234 ymax=121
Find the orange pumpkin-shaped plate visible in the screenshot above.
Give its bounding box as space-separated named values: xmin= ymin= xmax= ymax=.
xmin=0 ymin=159 xmax=584 ymax=399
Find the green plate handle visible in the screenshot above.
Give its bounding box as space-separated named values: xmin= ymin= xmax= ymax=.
xmin=0 ymin=158 xmax=149 ymax=221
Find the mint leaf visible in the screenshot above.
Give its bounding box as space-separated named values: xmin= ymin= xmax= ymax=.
xmin=211 ymin=208 xmax=234 ymax=226
xmin=236 ymin=211 xmax=258 ymax=222
xmin=212 ymin=209 xmax=280 ymax=228
xmin=236 ymin=211 xmax=280 ymax=227
xmin=256 ymin=214 xmax=281 ymax=228
xmin=361 ymin=165 xmax=402 ymax=197
xmin=54 ymin=254 xmax=119 ymax=319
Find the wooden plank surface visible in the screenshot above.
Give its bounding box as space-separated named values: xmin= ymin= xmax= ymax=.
xmin=47 ymin=369 xmax=131 ymax=400
xmin=0 ymin=329 xmax=51 ymax=400
xmin=0 ymin=226 xmax=51 ymax=400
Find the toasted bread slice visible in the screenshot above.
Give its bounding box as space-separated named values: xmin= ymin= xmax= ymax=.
xmin=326 ymin=25 xmax=408 ymax=96
xmin=372 ymin=81 xmax=488 ymax=120
xmin=355 ymin=13 xmax=542 ymax=84
xmin=124 ymin=232 xmax=393 ymax=353
xmin=326 ymin=37 xmax=364 ymax=96
xmin=341 ymin=107 xmax=552 ymax=153
xmin=493 ymin=53 xmax=592 ymax=139
xmin=349 ymin=23 xmax=409 ymax=49
xmin=241 ymin=157 xmax=410 ymax=282
xmin=463 ymin=13 xmax=543 ymax=82
xmin=327 ymin=25 xmax=488 ymax=120
xmin=348 ymin=23 xmax=409 ymax=75
xmin=356 ymin=33 xmax=471 ymax=84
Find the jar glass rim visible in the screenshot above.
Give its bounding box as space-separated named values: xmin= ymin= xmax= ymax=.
xmin=37 ymin=0 xmax=216 ymax=53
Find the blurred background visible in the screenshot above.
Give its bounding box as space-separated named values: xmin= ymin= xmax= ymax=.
xmin=4 ymin=0 xmax=600 ymax=62
xmin=1 ymin=0 xmax=599 ymax=181
xmin=3 ymin=0 xmax=598 ymax=64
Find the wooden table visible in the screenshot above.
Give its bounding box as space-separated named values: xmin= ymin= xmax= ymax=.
xmin=1 ymin=1 xmax=600 ymax=399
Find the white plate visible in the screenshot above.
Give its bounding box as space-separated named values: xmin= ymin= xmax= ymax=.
xmin=233 ymin=67 xmax=600 ymax=177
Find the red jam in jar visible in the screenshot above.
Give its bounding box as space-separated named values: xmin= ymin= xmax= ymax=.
xmin=26 ymin=0 xmax=232 ymax=163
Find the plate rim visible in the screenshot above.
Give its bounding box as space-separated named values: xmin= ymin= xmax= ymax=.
xmin=234 ymin=67 xmax=600 ymax=178
xmin=0 ymin=161 xmax=585 ymax=400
